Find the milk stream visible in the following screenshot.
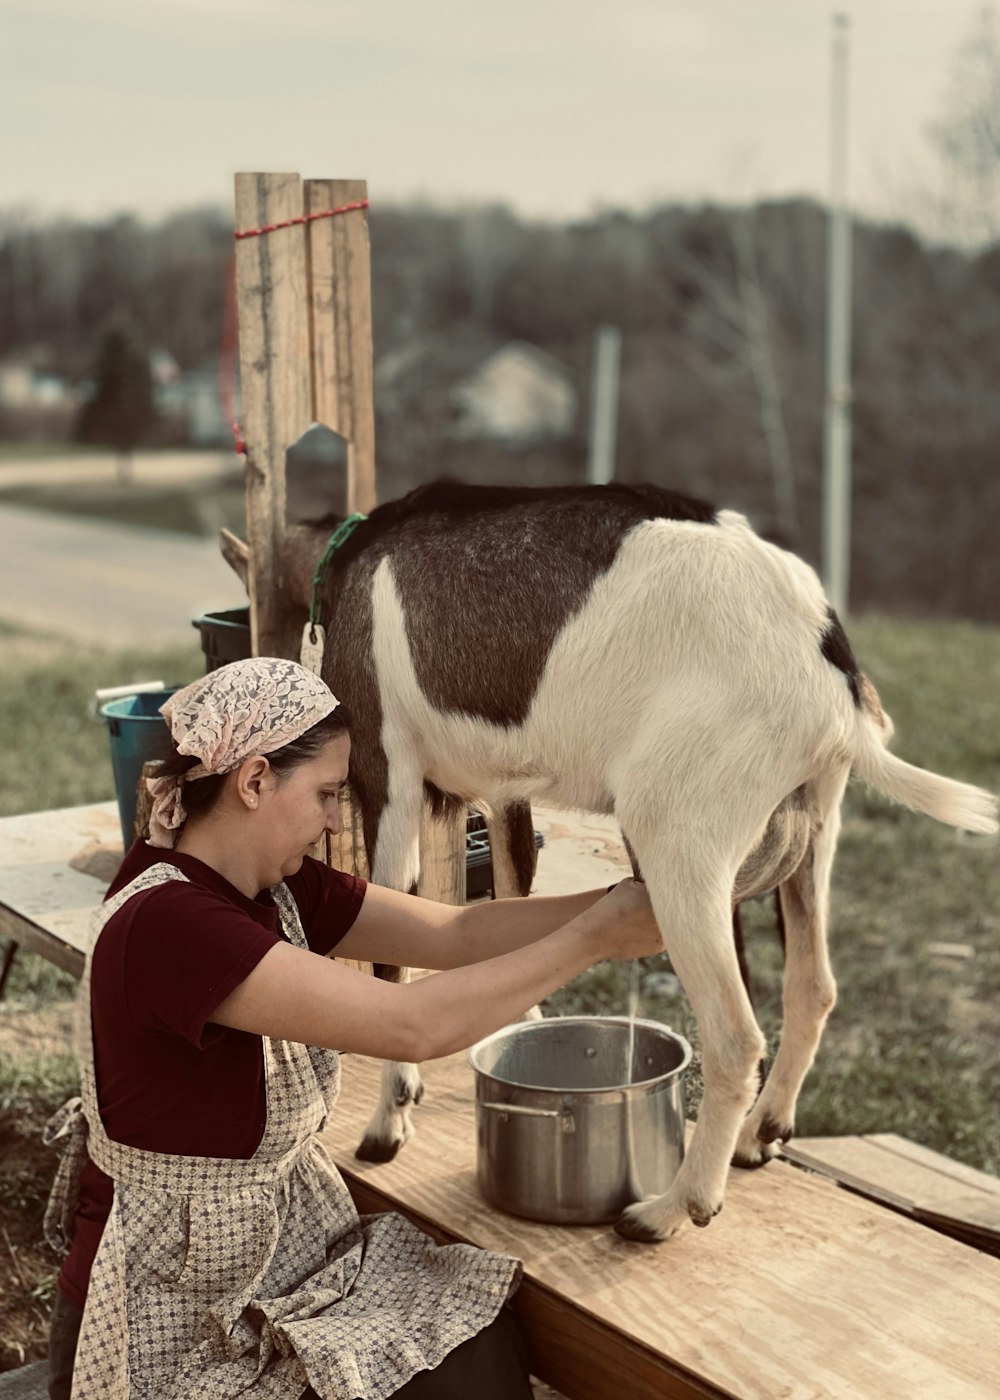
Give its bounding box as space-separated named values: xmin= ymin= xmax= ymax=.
xmin=625 ymin=960 xmax=641 ymax=1083
xmin=623 ymin=960 xmax=644 ymax=1201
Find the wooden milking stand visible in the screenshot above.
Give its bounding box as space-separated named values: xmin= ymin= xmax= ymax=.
xmin=232 ymin=171 xmax=466 ymax=903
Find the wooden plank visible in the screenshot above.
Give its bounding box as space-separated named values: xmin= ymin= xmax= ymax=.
xmin=324 ymin=1053 xmax=1000 ymax=1400
xmin=305 ymin=177 xmax=377 ymax=516
xmin=866 ymin=1133 xmax=1000 ymax=1198
xmin=0 ymin=803 xmax=122 ymax=977
xmin=234 ymin=171 xmax=313 ymax=661
xmin=784 ymin=1134 xmax=1000 ymax=1250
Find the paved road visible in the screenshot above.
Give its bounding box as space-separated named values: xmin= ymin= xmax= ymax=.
xmin=0 ymin=502 xmax=247 ymax=649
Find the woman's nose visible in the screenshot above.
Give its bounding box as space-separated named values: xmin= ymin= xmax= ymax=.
xmin=325 ymin=808 xmax=341 ymax=835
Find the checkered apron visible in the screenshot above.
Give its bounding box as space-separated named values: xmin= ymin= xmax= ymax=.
xmin=46 ymin=865 xmax=520 ymax=1400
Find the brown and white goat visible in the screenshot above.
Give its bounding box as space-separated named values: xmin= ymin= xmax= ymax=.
xmin=267 ymin=479 xmax=997 ymax=1243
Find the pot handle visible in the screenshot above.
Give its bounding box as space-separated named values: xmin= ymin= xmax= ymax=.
xmin=480 ymin=1102 xmax=575 ymax=1133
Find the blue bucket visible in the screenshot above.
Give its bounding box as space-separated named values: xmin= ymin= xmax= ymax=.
xmin=100 ymin=689 xmax=178 ymax=848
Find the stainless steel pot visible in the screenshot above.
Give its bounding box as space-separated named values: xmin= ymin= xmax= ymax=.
xmin=468 ymin=1016 xmax=691 ymax=1225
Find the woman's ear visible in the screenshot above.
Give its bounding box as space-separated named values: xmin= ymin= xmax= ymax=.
xmin=236 ymin=755 xmax=271 ymax=807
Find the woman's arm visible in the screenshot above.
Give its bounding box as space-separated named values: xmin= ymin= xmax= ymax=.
xmin=332 ymin=882 xmax=613 ymax=969
xmin=211 ymin=880 xmax=660 ymax=1062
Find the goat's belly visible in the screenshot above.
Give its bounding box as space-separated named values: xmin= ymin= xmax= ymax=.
xmin=418 ymin=716 xmax=612 ymax=815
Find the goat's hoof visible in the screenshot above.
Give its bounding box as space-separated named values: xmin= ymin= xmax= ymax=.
xmin=758 ymin=1112 xmax=793 ymax=1146
xmin=732 ymin=1112 xmax=792 ymax=1168
xmin=391 ymin=1071 xmax=423 ymax=1109
xmin=686 ymin=1198 xmax=722 ymax=1228
xmin=354 ymin=1134 xmax=403 ymax=1164
xmin=731 ymin=1148 xmax=774 ymax=1171
xmin=614 ymin=1199 xmax=679 ymax=1244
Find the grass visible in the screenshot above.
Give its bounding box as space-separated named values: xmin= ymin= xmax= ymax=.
xmin=547 ymin=613 xmax=1000 ymax=1174
xmin=0 ymin=1052 xmax=81 ymax=1368
xmin=0 ymin=631 xmax=204 ymax=824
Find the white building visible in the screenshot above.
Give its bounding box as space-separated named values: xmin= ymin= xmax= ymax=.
xmin=448 ymin=342 xmax=576 ymax=446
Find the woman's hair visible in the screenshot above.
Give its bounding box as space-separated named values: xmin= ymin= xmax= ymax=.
xmin=153 ymin=704 xmax=351 ymax=826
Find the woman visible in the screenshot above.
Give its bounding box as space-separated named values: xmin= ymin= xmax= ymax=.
xmin=45 ymin=657 xmax=661 ymax=1400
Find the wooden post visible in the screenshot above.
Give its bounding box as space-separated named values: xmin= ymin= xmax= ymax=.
xmin=233 ymin=170 xmax=466 ymax=903
xmin=234 ymin=172 xmax=313 ymax=661
xmin=417 ymin=805 xmax=467 ymax=905
xmin=305 ymin=178 xmax=378 ymax=516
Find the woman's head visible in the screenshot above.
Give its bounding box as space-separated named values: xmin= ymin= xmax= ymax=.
xmin=146 ymin=658 xmax=349 ymax=849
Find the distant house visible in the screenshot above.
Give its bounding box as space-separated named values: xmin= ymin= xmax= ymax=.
xmin=0 ymin=359 xmax=77 ymax=412
xmin=447 ymin=342 xmax=576 ymax=446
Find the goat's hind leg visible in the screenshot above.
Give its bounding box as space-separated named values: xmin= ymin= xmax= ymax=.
xmin=613 ymin=824 xmax=766 ymax=1242
xmin=733 ymin=768 xmax=848 ymax=1168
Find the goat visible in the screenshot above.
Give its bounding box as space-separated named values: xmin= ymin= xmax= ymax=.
xmin=263 ymin=478 xmax=997 ymax=1243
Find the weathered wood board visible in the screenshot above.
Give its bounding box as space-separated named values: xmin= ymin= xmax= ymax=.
xmin=783 ymin=1133 xmax=1000 ymax=1254
xmin=0 ymin=802 xmax=121 ymax=977
xmin=324 ymin=1053 xmax=1000 ymax=1400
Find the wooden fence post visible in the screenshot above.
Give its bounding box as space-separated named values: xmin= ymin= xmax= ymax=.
xmin=234 ymin=172 xmax=313 ymax=661
xmin=305 ymin=177 xmax=378 ymax=516
xmin=232 ymin=170 xmax=466 ymax=903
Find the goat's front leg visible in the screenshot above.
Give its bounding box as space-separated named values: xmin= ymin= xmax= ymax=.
xmin=614 ymin=841 xmax=766 ymax=1242
xmin=355 ymin=775 xmax=425 ymax=1163
xmin=355 ymin=1041 xmax=424 ymax=1163
xmin=486 ymin=801 xmax=543 ymax=1020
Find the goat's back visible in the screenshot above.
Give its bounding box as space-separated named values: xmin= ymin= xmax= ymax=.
xmin=314 ymin=482 xmax=859 ymax=814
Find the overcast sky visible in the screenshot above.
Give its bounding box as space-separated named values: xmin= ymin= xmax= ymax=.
xmin=0 ymin=0 xmax=985 ymax=229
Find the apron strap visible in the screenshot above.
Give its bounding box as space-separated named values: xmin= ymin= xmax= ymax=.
xmin=42 ymin=1096 xmax=88 ymax=1255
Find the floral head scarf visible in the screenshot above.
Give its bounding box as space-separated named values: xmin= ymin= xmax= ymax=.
xmin=145 ymin=657 xmax=340 ymax=848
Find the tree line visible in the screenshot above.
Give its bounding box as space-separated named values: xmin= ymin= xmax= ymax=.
xmin=0 ymin=196 xmax=998 ymax=624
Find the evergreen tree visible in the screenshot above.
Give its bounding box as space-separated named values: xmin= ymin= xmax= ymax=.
xmin=76 ymin=313 xmax=156 ymax=480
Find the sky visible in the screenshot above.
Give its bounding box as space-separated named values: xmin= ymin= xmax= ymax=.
xmin=0 ymin=0 xmax=987 ymax=230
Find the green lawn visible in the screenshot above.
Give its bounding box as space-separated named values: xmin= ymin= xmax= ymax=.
xmin=1 ymin=615 xmax=998 ymax=1171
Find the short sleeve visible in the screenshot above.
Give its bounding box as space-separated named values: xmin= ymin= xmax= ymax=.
xmin=102 ymin=885 xmax=283 ymax=1050
xmin=284 ymin=857 xmax=367 ymax=955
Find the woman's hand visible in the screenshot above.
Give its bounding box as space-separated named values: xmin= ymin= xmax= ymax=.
xmin=588 ymin=879 xmax=663 ymax=962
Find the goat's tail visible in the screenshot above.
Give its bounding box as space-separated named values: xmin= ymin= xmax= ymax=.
xmin=852 ymin=715 xmax=999 ymax=834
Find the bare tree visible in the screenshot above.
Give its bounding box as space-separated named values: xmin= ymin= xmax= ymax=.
xmin=669 ymin=209 xmax=800 ymax=545
xmin=928 ymin=3 xmax=1000 ymax=245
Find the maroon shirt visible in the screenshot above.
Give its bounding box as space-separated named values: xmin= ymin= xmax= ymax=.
xmin=58 ymin=840 xmax=366 ymax=1307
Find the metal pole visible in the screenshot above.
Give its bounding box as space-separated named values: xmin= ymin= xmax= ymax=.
xmin=823 ymin=12 xmax=853 ymax=615
xmin=587 ymin=324 xmax=622 ymax=485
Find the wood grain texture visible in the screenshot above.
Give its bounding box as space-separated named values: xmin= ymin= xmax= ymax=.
xmin=417 ymin=802 xmax=467 ymax=906
xmin=0 ymin=803 xmax=121 ymax=977
xmin=785 ymin=1133 xmax=1000 ymax=1246
xmin=234 ymin=172 xmax=312 ymax=661
xmin=304 ymin=177 xmax=374 ymax=877
xmin=323 ymin=1053 xmax=1000 ymax=1400
xmin=305 ymin=177 xmax=377 ymax=517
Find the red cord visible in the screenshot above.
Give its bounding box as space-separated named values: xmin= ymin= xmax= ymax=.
xmin=222 ymin=198 xmax=370 ymax=453
xmin=233 ymin=199 xmax=369 ymax=241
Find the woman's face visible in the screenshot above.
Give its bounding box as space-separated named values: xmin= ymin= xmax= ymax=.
xmin=259 ymin=733 xmax=351 ymax=880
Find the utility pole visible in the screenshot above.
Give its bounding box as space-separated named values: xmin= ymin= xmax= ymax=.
xmin=587 ymin=324 xmax=622 ymax=485
xmin=823 ymin=12 xmax=853 ymax=615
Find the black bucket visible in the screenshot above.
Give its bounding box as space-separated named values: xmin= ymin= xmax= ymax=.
xmin=192 ymin=607 xmax=252 ymax=672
